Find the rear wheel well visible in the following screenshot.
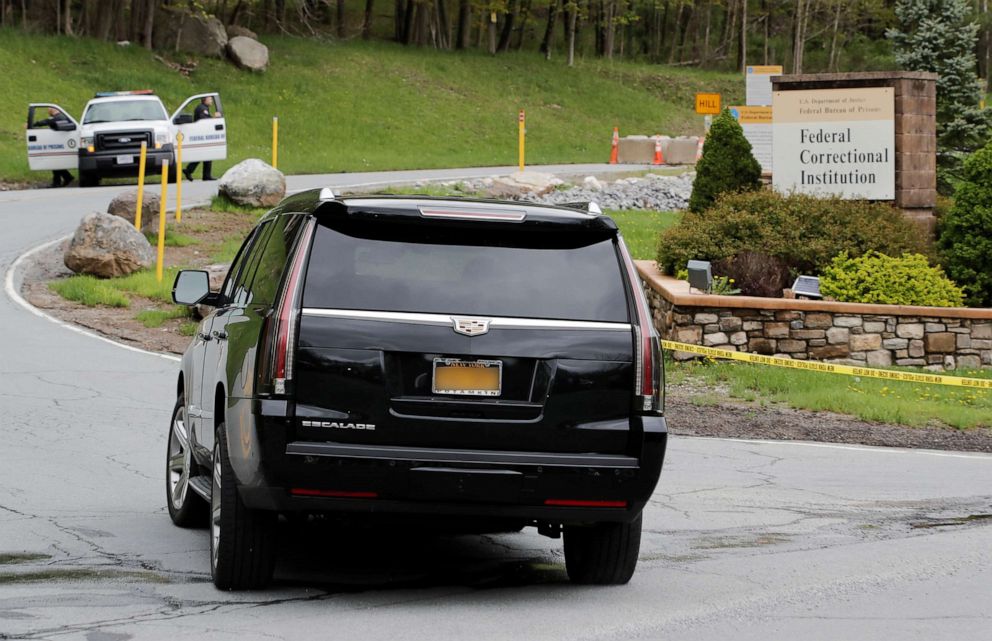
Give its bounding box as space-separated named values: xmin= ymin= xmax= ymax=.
xmin=177 ymin=373 xmax=184 ymax=400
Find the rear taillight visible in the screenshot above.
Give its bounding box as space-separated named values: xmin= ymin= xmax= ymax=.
xmin=618 ymin=238 xmax=663 ymax=412
xmin=262 ymin=221 xmax=315 ymax=395
xmin=544 ymin=499 xmax=628 ymax=508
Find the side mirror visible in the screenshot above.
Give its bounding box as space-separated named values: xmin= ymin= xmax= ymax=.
xmin=172 ymin=270 xmax=211 ymax=305
xmin=173 ymin=114 xmax=194 ymax=125
xmin=55 ymin=120 xmax=76 ymax=132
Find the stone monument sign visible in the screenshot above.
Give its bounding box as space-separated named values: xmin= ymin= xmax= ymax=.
xmin=771 ymin=71 xmax=938 ymax=234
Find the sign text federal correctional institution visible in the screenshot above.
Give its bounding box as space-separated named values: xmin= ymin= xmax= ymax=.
xmin=772 ymin=87 xmax=894 ymax=200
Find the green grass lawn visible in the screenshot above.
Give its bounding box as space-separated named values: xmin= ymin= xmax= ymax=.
xmin=135 ymin=307 xmax=192 ymax=328
xmin=0 ymin=29 xmax=740 ymax=183
xmin=669 ymin=358 xmax=992 ymax=429
xmin=607 ymin=209 xmax=682 ymax=260
xmin=144 ymin=225 xmax=197 ymax=248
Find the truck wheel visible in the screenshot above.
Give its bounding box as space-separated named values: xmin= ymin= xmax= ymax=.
xmin=166 ymin=394 xmax=208 ymax=527
xmin=210 ymin=423 xmax=276 ymax=590
xmin=79 ymin=172 xmax=99 ymax=188
xmin=563 ymin=513 xmax=642 ymax=585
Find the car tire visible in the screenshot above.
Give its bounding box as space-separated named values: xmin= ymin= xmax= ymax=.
xmin=166 ymin=394 xmax=208 ymax=527
xmin=79 ymin=172 xmax=99 ymax=188
xmin=210 ymin=422 xmax=276 ymax=590
xmin=563 ymin=513 xmax=642 ymax=585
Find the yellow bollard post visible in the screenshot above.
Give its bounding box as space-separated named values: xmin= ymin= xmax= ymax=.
xmin=272 ymin=116 xmax=279 ymax=169
xmin=135 ymin=141 xmax=147 ymax=230
xmin=156 ymin=159 xmax=169 ymax=283
xmin=518 ymin=110 xmax=525 ymax=172
xmin=175 ymin=133 xmax=183 ymax=223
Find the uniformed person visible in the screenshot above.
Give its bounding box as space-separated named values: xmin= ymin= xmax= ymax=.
xmin=31 ymin=107 xmax=74 ymax=188
xmin=183 ymin=96 xmax=222 ymax=182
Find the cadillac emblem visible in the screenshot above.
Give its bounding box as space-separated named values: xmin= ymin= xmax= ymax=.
xmin=451 ymin=317 xmax=490 ymax=337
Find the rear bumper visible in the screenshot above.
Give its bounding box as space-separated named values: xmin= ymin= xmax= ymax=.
xmin=232 ymin=410 xmax=667 ymax=524
xmin=79 ymin=146 xmax=173 ymax=176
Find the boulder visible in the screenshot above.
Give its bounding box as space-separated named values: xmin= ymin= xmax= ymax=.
xmin=226 ymin=25 xmax=258 ymax=40
xmin=218 ymin=159 xmax=286 ymax=207
xmin=154 ymin=8 xmax=228 ymax=58
xmin=488 ymin=171 xmax=563 ymax=198
xmin=106 ymin=189 xmax=161 ymax=232
xmin=582 ymin=176 xmax=604 ymax=191
xmin=64 ymin=213 xmax=155 ymax=278
xmin=227 ymin=36 xmax=269 ymax=72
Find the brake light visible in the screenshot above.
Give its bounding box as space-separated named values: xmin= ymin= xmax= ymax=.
xmin=266 ymin=221 xmax=315 ymax=395
xmin=618 ymin=238 xmax=662 ymax=411
xmin=419 ymin=206 xmax=526 ymax=222
xmin=544 ymin=499 xmax=628 ymax=508
xmin=291 ymin=489 xmax=378 ymax=498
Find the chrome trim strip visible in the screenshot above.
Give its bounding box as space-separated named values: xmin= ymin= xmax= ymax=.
xmin=286 ymin=441 xmax=639 ymax=468
xmin=301 ymin=308 xmax=632 ymax=331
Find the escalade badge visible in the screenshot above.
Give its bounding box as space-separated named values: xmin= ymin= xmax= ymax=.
xmin=452 ymin=317 xmax=490 ymax=336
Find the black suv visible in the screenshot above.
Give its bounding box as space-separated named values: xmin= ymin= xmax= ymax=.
xmin=168 ymin=190 xmax=667 ymax=589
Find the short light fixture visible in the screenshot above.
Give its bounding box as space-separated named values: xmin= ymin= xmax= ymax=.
xmin=687 ymin=260 xmax=713 ymax=293
xmin=792 ymin=275 xmax=822 ymax=299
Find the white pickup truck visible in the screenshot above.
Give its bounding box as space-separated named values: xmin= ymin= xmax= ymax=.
xmin=26 ymin=90 xmax=227 ymax=187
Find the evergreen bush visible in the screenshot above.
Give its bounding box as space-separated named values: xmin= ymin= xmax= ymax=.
xmin=887 ymin=0 xmax=992 ymax=191
xmin=820 ymin=251 xmax=964 ymax=307
xmin=938 ymin=141 xmax=992 ymax=306
xmin=657 ymin=190 xmax=927 ymax=287
xmin=687 ymin=109 xmax=762 ymax=213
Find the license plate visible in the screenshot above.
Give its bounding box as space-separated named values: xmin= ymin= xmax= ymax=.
xmin=116 ymin=155 xmax=133 ymax=165
xmin=432 ymin=358 xmax=502 ymax=396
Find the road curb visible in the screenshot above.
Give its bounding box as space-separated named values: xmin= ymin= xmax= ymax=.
xmin=4 ymin=234 xmax=182 ymax=363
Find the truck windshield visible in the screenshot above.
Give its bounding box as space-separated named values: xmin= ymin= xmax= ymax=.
xmin=303 ymin=222 xmax=630 ymax=323
xmin=83 ymin=100 xmax=167 ymax=124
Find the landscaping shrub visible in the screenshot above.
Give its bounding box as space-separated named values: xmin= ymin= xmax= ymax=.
xmin=687 ymin=109 xmax=762 ymax=213
xmin=657 ymin=190 xmax=927 ymax=283
xmin=938 ymin=141 xmax=992 ymax=306
xmin=820 ymin=251 xmax=964 ymax=307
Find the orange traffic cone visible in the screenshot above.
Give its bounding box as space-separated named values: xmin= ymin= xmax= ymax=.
xmin=695 ymin=135 xmax=705 ymax=163
xmin=652 ymin=136 xmax=665 ymax=165
xmin=609 ymin=127 xmax=619 ymax=164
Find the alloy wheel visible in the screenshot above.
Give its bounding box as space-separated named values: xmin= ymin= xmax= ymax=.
xmin=210 ymin=442 xmax=222 ymax=572
xmin=167 ymin=407 xmax=192 ymax=511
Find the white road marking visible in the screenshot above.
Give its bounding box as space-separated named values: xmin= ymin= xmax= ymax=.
xmin=692 ymin=435 xmax=992 ymax=460
xmin=3 ymin=234 xmax=182 ymax=363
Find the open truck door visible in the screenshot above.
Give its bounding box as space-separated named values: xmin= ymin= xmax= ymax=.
xmin=26 ymin=104 xmax=79 ymax=171
xmin=171 ymin=93 xmax=227 ymax=163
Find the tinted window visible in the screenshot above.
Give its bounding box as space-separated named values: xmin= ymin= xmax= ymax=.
xmin=225 ymin=221 xmax=272 ymax=306
xmin=303 ymin=223 xmax=629 ymax=323
xmin=250 ymin=215 xmax=305 ymax=307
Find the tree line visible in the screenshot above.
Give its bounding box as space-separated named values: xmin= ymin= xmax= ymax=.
xmin=1 ymin=0 xmax=990 ymax=81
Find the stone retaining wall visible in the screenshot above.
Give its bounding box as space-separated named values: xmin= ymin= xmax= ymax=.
xmin=636 ymin=261 xmax=992 ymax=371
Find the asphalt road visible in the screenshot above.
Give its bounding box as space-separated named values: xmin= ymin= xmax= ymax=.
xmin=1 ymin=166 xmax=991 ymax=640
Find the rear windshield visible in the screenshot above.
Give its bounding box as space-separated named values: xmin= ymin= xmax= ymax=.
xmin=303 ymin=222 xmax=630 ymax=323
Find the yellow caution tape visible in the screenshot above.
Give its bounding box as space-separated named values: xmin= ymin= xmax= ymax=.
xmin=661 ymin=340 xmax=992 ymax=390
